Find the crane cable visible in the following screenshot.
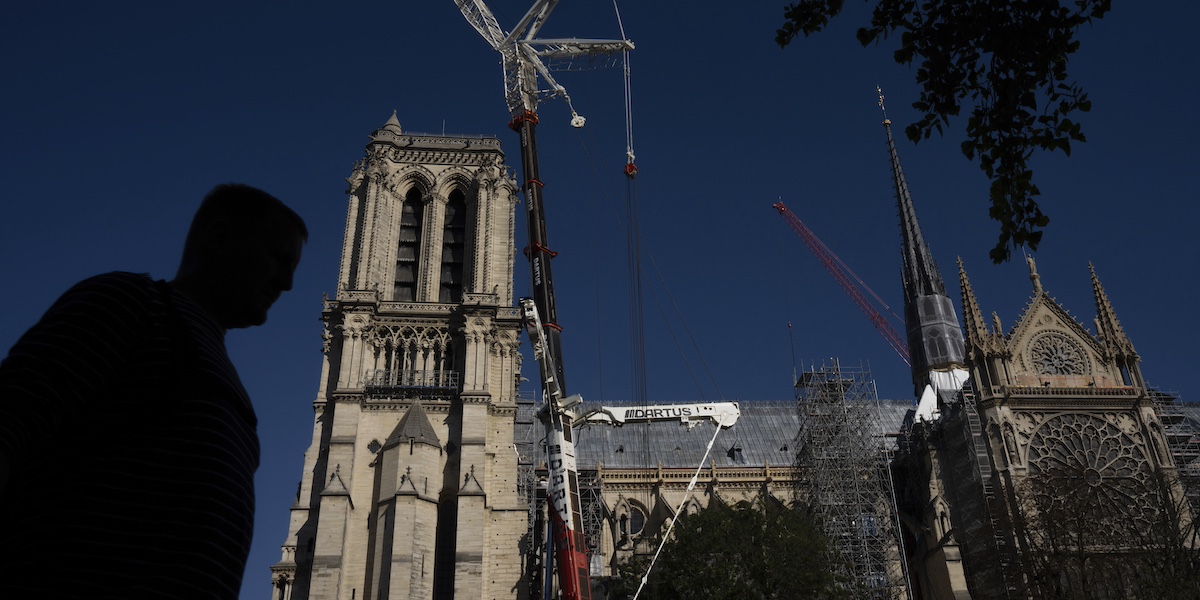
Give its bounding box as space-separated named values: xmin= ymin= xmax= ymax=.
xmin=614 ymin=0 xmax=635 ymax=171
xmin=590 ymin=7 xmax=734 ymax=593
xmin=632 ymin=415 xmax=729 ymax=600
xmin=571 ymin=127 xmax=725 ymax=402
xmin=613 ymin=0 xmax=656 ymax=506
xmin=612 ymin=0 xmax=647 ymax=410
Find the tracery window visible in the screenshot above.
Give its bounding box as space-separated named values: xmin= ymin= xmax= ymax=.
xmin=1029 ymin=331 xmax=1089 ymax=375
xmin=1026 ymin=413 xmax=1154 ymax=536
xmin=394 ymin=188 xmax=424 ymax=302
xmin=628 ymin=505 xmax=646 ymax=536
xmin=924 ymin=326 xmax=949 ymax=364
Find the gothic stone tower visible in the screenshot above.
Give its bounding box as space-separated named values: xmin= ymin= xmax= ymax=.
xmin=272 ymin=113 xmax=527 ymax=600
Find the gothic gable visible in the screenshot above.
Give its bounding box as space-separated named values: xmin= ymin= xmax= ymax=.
xmin=1004 ymin=293 xmax=1122 ymax=388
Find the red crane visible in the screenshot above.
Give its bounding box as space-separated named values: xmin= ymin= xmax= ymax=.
xmin=773 ymin=202 xmax=911 ymax=367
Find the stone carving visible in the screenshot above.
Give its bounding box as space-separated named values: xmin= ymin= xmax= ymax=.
xmin=321 ymin=327 xmax=333 ymax=353
xmin=1003 ymin=421 xmax=1020 ymax=466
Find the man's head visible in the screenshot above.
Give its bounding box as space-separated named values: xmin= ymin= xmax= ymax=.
xmin=175 ymin=184 xmax=307 ymax=329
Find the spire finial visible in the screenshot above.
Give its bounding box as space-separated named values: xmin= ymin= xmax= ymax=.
xmin=1026 ymin=254 xmax=1043 ymax=293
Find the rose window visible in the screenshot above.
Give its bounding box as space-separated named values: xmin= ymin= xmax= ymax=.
xmin=1026 ymin=413 xmax=1154 ymax=532
xmin=1029 ymin=332 xmax=1089 ymax=375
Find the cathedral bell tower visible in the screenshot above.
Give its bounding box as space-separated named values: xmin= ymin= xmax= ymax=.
xmin=271 ymin=113 xmax=527 ymax=600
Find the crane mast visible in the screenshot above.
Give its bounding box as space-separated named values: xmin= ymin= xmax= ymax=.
xmin=519 ymin=299 xmax=590 ymax=600
xmin=454 ymin=2 xmax=632 ymax=599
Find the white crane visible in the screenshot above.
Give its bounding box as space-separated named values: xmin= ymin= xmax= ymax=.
xmin=456 ymin=4 xmax=632 ymax=598
xmin=455 ymin=0 xmax=634 ymax=124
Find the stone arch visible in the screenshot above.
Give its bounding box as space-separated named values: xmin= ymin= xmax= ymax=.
xmin=435 ymin=167 xmax=476 ymax=202
xmin=612 ymin=496 xmax=651 ymax=547
xmin=433 ymin=168 xmax=477 ymax=303
xmin=388 ymin=165 xmax=436 ymax=197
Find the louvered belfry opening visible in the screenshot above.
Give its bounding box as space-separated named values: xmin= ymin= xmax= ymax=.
xmin=394 ymin=187 xmax=424 ymax=301
xmin=439 ymin=188 xmax=467 ymax=303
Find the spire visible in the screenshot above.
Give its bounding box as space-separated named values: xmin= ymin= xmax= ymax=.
xmin=371 ymin=110 xmax=404 ymax=144
xmin=880 ymin=88 xmax=966 ymax=391
xmin=880 ymin=88 xmax=947 ymax=303
xmin=1090 ymin=263 xmax=1136 ymax=358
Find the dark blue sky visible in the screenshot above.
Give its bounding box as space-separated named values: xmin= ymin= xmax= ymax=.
xmin=3 ymin=2 xmax=1197 ymax=597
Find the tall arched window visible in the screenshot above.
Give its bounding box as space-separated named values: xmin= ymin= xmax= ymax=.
xmin=394 ymin=188 xmax=424 ymax=301
xmin=439 ymin=189 xmax=467 ymax=303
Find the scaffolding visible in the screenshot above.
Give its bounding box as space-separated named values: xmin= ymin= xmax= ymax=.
xmin=935 ymin=382 xmax=1022 ymax=600
xmin=578 ymin=470 xmax=607 ymax=574
xmin=1152 ymin=390 xmax=1200 ymax=510
xmin=794 ymin=359 xmax=908 ymax=599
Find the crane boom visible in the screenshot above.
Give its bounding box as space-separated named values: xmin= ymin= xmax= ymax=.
xmin=773 ymin=202 xmax=911 ymax=367
xmin=580 ymin=402 xmax=740 ymax=428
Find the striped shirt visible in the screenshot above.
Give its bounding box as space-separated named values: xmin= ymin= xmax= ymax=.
xmin=0 ymin=272 xmax=259 ymax=599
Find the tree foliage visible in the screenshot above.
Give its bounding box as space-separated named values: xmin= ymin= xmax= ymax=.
xmin=777 ymin=0 xmax=1111 ymax=263
xmin=607 ymin=497 xmax=848 ymax=600
xmin=1017 ymin=468 xmax=1200 ymax=599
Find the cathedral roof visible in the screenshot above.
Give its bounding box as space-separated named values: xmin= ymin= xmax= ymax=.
xmin=570 ymin=400 xmax=912 ymax=470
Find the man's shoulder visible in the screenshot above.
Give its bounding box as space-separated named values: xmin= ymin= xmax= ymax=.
xmin=41 ymin=272 xmax=165 ymax=323
xmin=59 ymin=271 xmax=159 ymax=301
xmin=74 ymin=271 xmax=156 ymax=288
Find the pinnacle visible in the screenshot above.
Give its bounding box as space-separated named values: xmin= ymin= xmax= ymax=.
xmin=383 ymin=110 xmax=402 ymax=134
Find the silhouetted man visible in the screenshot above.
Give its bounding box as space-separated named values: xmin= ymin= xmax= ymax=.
xmin=0 ymin=183 xmax=306 ymax=598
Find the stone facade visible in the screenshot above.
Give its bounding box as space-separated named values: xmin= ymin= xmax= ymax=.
xmin=894 ymin=260 xmax=1190 ymax=600
xmin=879 ymin=103 xmax=1189 ymax=598
xmin=271 ymin=113 xmax=527 ymax=600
